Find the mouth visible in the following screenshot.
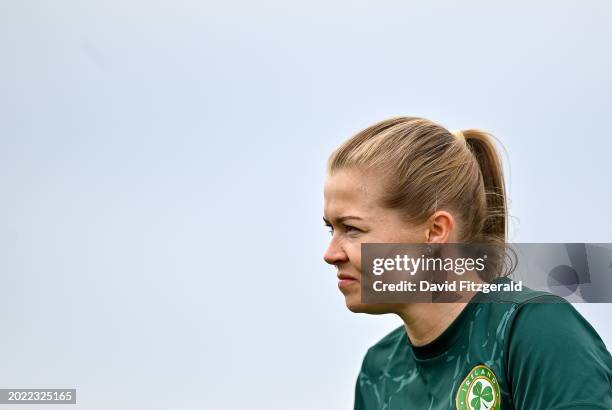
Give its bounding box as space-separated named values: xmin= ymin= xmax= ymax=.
xmin=337 ymin=273 xmax=359 ymax=289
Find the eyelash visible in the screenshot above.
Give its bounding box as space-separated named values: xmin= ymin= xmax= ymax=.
xmin=325 ymin=225 xmax=359 ymax=235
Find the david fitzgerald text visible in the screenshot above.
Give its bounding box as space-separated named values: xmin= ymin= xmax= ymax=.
xmin=372 ymin=280 xmax=523 ymax=294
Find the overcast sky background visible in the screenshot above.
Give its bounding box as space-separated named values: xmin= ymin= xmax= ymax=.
xmin=1 ymin=1 xmax=611 ymax=409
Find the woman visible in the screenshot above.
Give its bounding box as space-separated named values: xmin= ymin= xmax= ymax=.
xmin=322 ymin=117 xmax=612 ymax=409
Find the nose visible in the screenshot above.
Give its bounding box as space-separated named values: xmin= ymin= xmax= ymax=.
xmin=323 ymin=235 xmax=348 ymax=266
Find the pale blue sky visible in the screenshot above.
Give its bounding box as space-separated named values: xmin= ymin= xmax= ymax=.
xmin=1 ymin=1 xmax=611 ymax=409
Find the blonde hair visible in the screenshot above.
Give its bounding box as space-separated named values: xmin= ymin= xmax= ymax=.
xmin=327 ymin=117 xmax=508 ymax=276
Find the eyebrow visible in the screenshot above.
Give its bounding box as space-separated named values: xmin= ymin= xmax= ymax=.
xmin=322 ymin=215 xmax=364 ymax=225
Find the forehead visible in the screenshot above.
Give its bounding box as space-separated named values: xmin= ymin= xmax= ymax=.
xmin=323 ymin=168 xmax=382 ymax=217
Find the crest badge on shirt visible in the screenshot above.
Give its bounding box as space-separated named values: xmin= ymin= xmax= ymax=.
xmin=455 ymin=364 xmax=501 ymax=410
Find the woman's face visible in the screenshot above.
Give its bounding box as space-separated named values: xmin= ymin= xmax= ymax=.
xmin=323 ymin=168 xmax=432 ymax=314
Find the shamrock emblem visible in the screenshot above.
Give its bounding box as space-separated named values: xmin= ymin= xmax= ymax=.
xmin=470 ymin=381 xmax=494 ymax=410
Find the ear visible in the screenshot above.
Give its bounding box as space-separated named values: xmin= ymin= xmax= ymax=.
xmin=425 ymin=210 xmax=455 ymax=243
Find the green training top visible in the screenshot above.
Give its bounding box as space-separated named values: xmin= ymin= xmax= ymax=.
xmin=354 ymin=276 xmax=612 ymax=410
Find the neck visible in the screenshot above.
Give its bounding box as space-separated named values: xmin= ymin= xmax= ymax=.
xmin=397 ymin=302 xmax=468 ymax=347
xmin=397 ymin=270 xmax=483 ymax=346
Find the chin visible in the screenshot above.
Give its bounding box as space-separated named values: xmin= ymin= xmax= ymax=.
xmin=345 ymin=297 xmax=395 ymax=315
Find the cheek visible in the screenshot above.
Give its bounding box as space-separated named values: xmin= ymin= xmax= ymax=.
xmin=347 ymin=243 xmax=362 ymax=272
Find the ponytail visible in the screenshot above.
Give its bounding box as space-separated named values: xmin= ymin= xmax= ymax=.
xmin=460 ymin=129 xmax=508 ymax=245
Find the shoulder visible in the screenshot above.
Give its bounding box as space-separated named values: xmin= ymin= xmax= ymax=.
xmin=504 ymin=295 xmax=612 ymax=408
xmin=499 ymin=280 xmax=612 ymax=373
xmin=369 ymin=325 xmax=406 ymax=350
xmin=505 ymin=289 xmax=608 ymax=348
xmin=359 ymin=325 xmax=405 ymax=374
xmin=475 ymin=278 xmax=612 ymax=407
xmin=466 ymin=277 xmax=568 ymax=343
xmin=472 ymin=277 xmax=591 ymax=340
xmin=506 ymin=294 xmax=611 ymax=357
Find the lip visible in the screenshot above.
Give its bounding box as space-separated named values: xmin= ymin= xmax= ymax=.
xmin=337 ymin=272 xmax=358 ymax=281
xmin=337 ymin=272 xmax=359 ymax=289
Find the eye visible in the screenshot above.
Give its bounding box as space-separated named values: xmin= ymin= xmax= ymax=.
xmin=323 ymin=222 xmax=362 ymax=236
xmin=344 ymin=225 xmax=361 ymax=234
